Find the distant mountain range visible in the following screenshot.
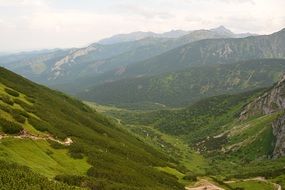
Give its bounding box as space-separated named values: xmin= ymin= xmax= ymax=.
xmin=0 ymin=26 xmax=256 ymax=85
xmin=56 ymin=28 xmax=285 ymax=101
xmin=98 ymin=26 xmax=256 ymax=44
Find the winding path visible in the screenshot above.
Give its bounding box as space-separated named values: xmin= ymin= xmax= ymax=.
xmin=185 ymin=179 xmax=224 ymax=190
xmin=0 ymin=131 xmax=73 ymax=146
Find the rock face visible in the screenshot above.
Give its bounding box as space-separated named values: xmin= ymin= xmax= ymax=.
xmin=240 ymin=74 xmax=285 ymax=119
xmin=240 ymin=74 xmax=285 ymax=158
xmin=273 ymin=114 xmax=285 ymax=158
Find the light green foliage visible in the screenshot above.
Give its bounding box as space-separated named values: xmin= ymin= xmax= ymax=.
xmin=0 ymin=139 xmax=91 ymax=178
xmin=229 ymin=180 xmax=275 ymax=190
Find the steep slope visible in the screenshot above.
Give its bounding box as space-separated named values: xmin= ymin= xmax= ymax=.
xmin=240 ymin=74 xmax=285 ymax=158
xmin=0 ymin=67 xmax=184 ymax=190
xmin=77 ymin=59 xmax=285 ymax=107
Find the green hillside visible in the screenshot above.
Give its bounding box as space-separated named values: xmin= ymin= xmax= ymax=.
xmin=0 ymin=67 xmax=184 ymax=190
xmin=78 ymin=59 xmax=285 ymax=107
xmin=96 ymin=83 xmax=285 ymax=189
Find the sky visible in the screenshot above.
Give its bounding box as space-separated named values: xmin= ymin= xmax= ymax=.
xmin=0 ymin=0 xmax=285 ymax=52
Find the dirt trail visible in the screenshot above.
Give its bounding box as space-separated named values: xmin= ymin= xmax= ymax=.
xmin=186 ymin=177 xmax=282 ymax=190
xmin=0 ymin=131 xmax=73 ymax=146
xmin=185 ymin=179 xmax=224 ymax=190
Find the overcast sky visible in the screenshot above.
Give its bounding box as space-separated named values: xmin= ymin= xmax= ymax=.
xmin=0 ymin=0 xmax=285 ymax=52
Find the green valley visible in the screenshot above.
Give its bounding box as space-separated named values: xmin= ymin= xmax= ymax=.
xmin=88 ymin=75 xmax=285 ymax=189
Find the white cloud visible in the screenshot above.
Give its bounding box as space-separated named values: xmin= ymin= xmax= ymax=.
xmin=0 ymin=0 xmax=284 ymax=51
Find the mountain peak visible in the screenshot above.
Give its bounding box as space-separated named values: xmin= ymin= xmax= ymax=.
xmin=211 ymin=25 xmax=234 ymax=35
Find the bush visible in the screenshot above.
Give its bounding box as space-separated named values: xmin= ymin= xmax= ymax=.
xmin=4 ymin=88 xmax=20 ymax=97
xmin=0 ymin=118 xmax=23 ymax=134
xmin=12 ymin=114 xmax=26 ymax=124
xmin=28 ymin=117 xmax=49 ymax=132
xmin=14 ymin=99 xmax=35 ymax=113
xmin=0 ymin=95 xmax=14 ymax=105
xmin=13 ymin=109 xmax=30 ymax=118
xmin=26 ymin=97 xmax=36 ymax=104
xmin=182 ymin=172 xmax=198 ymax=181
xmin=0 ymin=104 xmax=28 ymax=124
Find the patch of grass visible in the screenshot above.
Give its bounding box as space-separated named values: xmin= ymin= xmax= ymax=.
xmin=229 ymin=180 xmax=275 ymax=190
xmin=0 ymin=138 xmax=91 ymax=178
xmin=156 ymin=166 xmax=187 ymax=184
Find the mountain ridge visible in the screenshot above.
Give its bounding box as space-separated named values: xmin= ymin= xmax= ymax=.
xmin=0 ymin=26 xmax=257 ymax=86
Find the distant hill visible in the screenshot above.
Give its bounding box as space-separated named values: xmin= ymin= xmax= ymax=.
xmin=0 ymin=67 xmax=183 ymax=190
xmin=77 ymin=59 xmax=285 ymax=107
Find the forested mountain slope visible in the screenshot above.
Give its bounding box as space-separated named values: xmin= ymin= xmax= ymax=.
xmin=0 ymin=67 xmax=183 ymax=190
xmin=78 ymin=59 xmax=285 ymax=107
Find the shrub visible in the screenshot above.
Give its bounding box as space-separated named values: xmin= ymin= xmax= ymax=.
xmin=25 ymin=96 xmax=36 ymax=104
xmin=4 ymin=88 xmax=20 ymax=97
xmin=13 ymin=109 xmax=30 ymax=118
xmin=0 ymin=118 xmax=23 ymax=134
xmin=48 ymin=140 xmax=66 ymax=149
xmin=14 ymin=99 xmax=35 ymax=113
xmin=28 ymin=117 xmax=49 ymax=132
xmin=12 ymin=114 xmax=26 ymax=124
xmin=182 ymin=172 xmax=198 ymax=181
xmin=0 ymin=95 xmax=14 ymax=105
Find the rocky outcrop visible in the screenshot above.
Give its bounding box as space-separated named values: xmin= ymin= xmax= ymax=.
xmin=240 ymin=74 xmax=285 ymax=158
xmin=240 ymin=74 xmax=285 ymax=120
xmin=273 ymin=114 xmax=285 ymax=158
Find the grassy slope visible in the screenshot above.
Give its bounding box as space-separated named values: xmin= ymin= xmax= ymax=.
xmin=0 ymin=67 xmax=183 ymax=190
xmin=0 ymin=160 xmax=84 ymax=190
xmin=0 ymin=138 xmax=90 ymax=178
